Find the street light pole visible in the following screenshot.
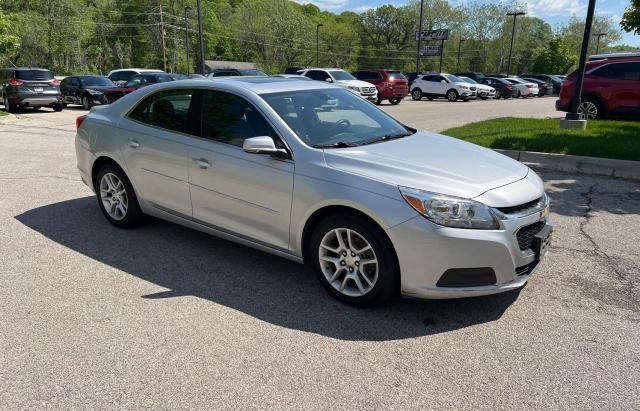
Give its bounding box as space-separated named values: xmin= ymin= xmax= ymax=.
xmin=184 ymin=6 xmax=192 ymax=76
xmin=316 ymin=24 xmax=323 ymax=67
xmin=593 ymin=32 xmax=606 ymax=54
xmin=506 ymin=11 xmax=525 ymax=76
xmin=196 ymin=0 xmax=205 ymax=75
xmin=415 ymin=0 xmax=424 ymax=74
xmin=457 ymin=39 xmax=465 ymax=71
xmin=566 ymin=0 xmax=597 ymax=121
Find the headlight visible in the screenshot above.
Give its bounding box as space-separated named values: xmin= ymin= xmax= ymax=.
xmin=347 ymin=86 xmax=360 ymax=92
xmin=460 ymin=85 xmax=469 ymax=90
xmin=399 ymin=187 xmax=499 ymax=229
xmin=86 ymin=89 xmax=103 ymax=95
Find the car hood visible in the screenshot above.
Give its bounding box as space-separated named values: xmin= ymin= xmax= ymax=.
xmin=335 ymin=79 xmax=376 ymax=88
xmin=323 ymin=131 xmax=529 ymax=199
xmin=83 ymin=85 xmax=114 ymax=92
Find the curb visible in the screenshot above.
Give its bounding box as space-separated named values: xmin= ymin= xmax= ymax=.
xmin=495 ymin=149 xmax=640 ymax=181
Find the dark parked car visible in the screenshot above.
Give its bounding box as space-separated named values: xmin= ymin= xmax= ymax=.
xmin=60 ymin=75 xmax=115 ymax=109
xmin=452 ymin=72 xmax=485 ymax=81
xmin=556 ymin=58 xmax=640 ymax=119
xmin=522 ymin=78 xmax=554 ymax=97
xmin=478 ymin=77 xmax=518 ymax=99
xmin=103 ymin=73 xmax=177 ymax=103
xmin=520 ymin=73 xmax=563 ymax=94
xmin=0 ymin=67 xmax=63 ymax=112
xmin=206 ymin=68 xmax=268 ymax=77
xmin=352 ymin=69 xmax=409 ymax=105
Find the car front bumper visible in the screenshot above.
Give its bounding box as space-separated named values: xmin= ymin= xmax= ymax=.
xmin=387 ymin=210 xmax=551 ymax=299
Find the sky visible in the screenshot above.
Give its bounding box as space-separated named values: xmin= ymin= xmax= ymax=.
xmin=294 ymin=0 xmax=640 ymax=46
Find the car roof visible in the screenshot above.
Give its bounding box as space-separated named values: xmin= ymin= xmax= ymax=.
xmin=8 ymin=67 xmax=51 ymax=71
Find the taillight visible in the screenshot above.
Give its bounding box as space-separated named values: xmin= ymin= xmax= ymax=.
xmin=9 ymin=79 xmax=24 ymax=86
xmin=526 ymin=84 xmax=533 ymax=88
xmin=76 ymin=115 xmax=87 ymax=129
xmin=50 ymin=79 xmax=60 ymax=86
xmin=506 ymin=84 xmax=512 ymax=89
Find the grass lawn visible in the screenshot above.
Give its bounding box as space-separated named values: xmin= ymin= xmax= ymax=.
xmin=442 ymin=117 xmax=640 ymax=161
xmin=0 ymin=111 xmax=7 ymax=116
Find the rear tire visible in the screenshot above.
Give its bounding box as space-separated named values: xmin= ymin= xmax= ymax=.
xmin=4 ymin=95 xmax=18 ymax=113
xmin=309 ymin=214 xmax=399 ymax=307
xmin=95 ymin=163 xmax=144 ymax=228
xmin=578 ymin=98 xmax=602 ymax=120
xmin=411 ymin=88 xmax=422 ymax=100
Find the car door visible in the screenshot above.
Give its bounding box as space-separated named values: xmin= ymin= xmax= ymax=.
xmin=592 ymin=62 xmax=640 ymax=112
xmin=187 ymin=89 xmax=294 ymax=251
xmin=119 ymin=88 xmax=198 ymax=218
xmin=70 ymin=77 xmax=83 ymax=104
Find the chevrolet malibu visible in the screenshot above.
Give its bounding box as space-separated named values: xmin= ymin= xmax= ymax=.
xmin=75 ymin=78 xmax=552 ymax=306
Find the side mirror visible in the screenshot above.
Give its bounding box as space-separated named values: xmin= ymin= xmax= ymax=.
xmin=440 ymin=80 xmax=446 ymax=84
xmin=243 ymin=136 xmax=288 ymax=159
xmin=325 ymin=78 xmax=333 ymax=83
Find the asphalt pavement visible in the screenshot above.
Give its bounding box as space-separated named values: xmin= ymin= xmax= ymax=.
xmin=0 ymin=106 xmax=638 ymax=409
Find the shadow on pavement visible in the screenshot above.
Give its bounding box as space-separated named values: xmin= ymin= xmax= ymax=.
xmin=16 ymin=196 xmax=521 ymax=341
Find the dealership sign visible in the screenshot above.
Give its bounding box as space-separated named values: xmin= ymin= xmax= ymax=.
xmin=415 ymin=28 xmax=450 ymax=41
xmin=420 ymin=45 xmax=442 ymax=56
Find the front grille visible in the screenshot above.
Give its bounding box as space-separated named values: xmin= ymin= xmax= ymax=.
xmin=470 ymin=86 xmax=476 ymax=91
xmin=516 ymin=260 xmax=539 ymax=276
xmin=361 ymin=87 xmax=376 ymax=94
xmin=496 ymin=197 xmax=542 ymax=215
xmin=516 ymin=221 xmax=545 ymax=250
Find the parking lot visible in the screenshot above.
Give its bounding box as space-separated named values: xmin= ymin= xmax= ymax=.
xmin=1 ymin=105 xmax=639 ymax=408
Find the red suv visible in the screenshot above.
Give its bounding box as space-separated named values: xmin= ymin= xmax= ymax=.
xmin=352 ymin=69 xmax=409 ymax=105
xmin=556 ymin=58 xmax=640 ymax=119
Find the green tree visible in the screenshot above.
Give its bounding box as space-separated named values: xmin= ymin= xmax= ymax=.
xmin=0 ymin=9 xmax=19 ymax=65
xmin=621 ymin=0 xmax=640 ymax=35
xmin=531 ymin=37 xmax=576 ymax=74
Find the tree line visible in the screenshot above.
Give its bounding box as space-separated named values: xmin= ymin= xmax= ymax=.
xmin=0 ymin=0 xmax=631 ymax=76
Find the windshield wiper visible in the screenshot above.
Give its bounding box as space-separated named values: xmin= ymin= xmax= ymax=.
xmin=357 ymin=132 xmax=412 ymax=146
xmin=312 ymin=141 xmax=359 ymax=149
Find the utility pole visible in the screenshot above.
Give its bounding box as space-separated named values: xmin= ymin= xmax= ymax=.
xmin=439 ymin=39 xmax=444 ymax=73
xmin=185 ymin=6 xmax=192 ymax=76
xmin=506 ymin=11 xmax=525 ymax=76
xmin=593 ymin=32 xmax=606 ymax=54
xmin=566 ymin=0 xmax=597 ymax=122
xmin=457 ymin=39 xmax=465 ymax=71
xmin=159 ymin=3 xmax=167 ymax=72
xmin=316 ymin=24 xmax=323 ymax=66
xmin=415 ymin=0 xmax=424 ymax=74
xmin=197 ymin=0 xmax=206 ymax=75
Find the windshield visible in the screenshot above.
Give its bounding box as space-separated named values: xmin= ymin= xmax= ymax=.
xmin=263 ymin=88 xmax=412 ymax=148
xmin=16 ymin=70 xmax=54 ymax=81
xmin=329 ymin=70 xmax=357 ymax=81
xmin=80 ymin=77 xmax=114 ymax=87
xmin=443 ymin=74 xmax=464 ymax=83
xmin=240 ymin=69 xmax=267 ymax=76
xmin=460 ymin=76 xmax=477 ymax=84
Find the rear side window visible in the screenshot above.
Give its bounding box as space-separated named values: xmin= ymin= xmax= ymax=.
xmin=16 ymin=70 xmax=54 ymax=81
xmin=592 ymin=62 xmax=640 ymax=81
xmin=128 ymin=89 xmax=196 ymax=135
xmin=305 ymin=70 xmax=330 ymax=81
xmin=109 ymin=71 xmax=135 ymax=82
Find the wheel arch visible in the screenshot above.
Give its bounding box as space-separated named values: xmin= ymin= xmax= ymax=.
xmin=581 ymin=94 xmax=607 ymax=113
xmin=300 ymin=205 xmax=399 ymax=270
xmin=91 ymin=155 xmax=128 ymax=190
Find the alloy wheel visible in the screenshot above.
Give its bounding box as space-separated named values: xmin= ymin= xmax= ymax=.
xmin=318 ymin=228 xmax=379 ymax=297
xmin=82 ymin=96 xmax=90 ymax=110
xmin=447 ymin=90 xmax=457 ymax=102
xmin=99 ymin=172 xmax=128 ymax=221
xmin=578 ymin=101 xmax=599 ymax=119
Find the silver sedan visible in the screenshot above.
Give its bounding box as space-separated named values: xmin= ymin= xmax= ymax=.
xmin=75 ymin=78 xmax=552 ymax=306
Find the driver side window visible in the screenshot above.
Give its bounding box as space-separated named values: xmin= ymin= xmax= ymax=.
xmin=201 ymin=90 xmax=278 ymax=147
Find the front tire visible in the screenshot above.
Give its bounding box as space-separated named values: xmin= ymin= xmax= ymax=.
xmin=95 ymin=163 xmax=144 ymax=228
xmin=309 ymin=214 xmax=399 ymax=306
xmin=389 ymin=97 xmax=402 ymax=105
xmin=52 ymin=103 xmax=63 ymax=112
xmin=82 ymin=95 xmax=92 ymax=110
xmin=411 ymin=88 xmax=422 ymax=100
xmin=446 ymin=89 xmax=458 ymax=102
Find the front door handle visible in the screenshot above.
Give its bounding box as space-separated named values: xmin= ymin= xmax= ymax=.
xmin=129 ymin=140 xmax=140 ymax=149
xmin=193 ymin=158 xmax=212 ymax=169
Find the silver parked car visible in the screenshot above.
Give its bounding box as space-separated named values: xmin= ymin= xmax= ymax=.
xmin=75 ymin=78 xmax=552 ymax=306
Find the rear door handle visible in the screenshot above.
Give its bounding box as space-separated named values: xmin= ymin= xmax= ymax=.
xmin=193 ymin=158 xmax=212 ymax=169
xmin=129 ymin=140 xmax=140 ymax=149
